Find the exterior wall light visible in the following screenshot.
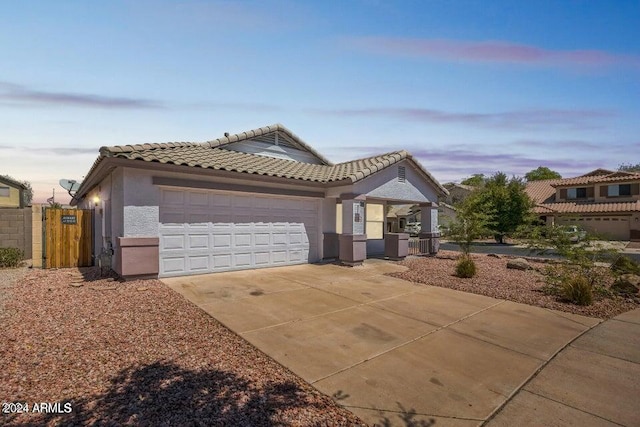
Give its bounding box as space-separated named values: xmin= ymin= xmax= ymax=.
xmin=93 ymin=195 xmax=100 ymax=206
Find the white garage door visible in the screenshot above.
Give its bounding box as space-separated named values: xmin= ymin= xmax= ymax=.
xmin=159 ymin=188 xmax=320 ymax=277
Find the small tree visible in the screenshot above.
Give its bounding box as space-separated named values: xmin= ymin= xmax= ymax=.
xmin=448 ymin=197 xmax=493 ymax=278
xmin=460 ymin=174 xmax=485 ymax=187
xmin=469 ymin=172 xmax=535 ymax=243
xmin=618 ymin=163 xmax=640 ymax=172
xmin=525 ymin=166 xmax=562 ymax=181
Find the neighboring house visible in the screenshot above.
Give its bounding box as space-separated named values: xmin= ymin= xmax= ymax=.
xmin=443 ymin=182 xmax=474 ymax=205
xmin=0 ymin=176 xmax=27 ymax=208
xmin=386 ymin=204 xmax=419 ymax=232
xmin=436 ymin=183 xmax=475 ymax=230
xmin=72 ymin=124 xmax=448 ymax=279
xmin=526 ymin=169 xmax=640 ymax=241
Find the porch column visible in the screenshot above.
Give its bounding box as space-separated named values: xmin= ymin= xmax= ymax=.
xmin=419 ymin=202 xmax=440 ymax=255
xmin=339 ymin=193 xmax=367 ymax=266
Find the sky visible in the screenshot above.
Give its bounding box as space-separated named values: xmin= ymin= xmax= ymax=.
xmin=0 ymin=0 xmax=638 ymax=204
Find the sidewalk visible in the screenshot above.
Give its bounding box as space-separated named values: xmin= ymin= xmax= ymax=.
xmin=487 ymin=308 xmax=640 ymax=426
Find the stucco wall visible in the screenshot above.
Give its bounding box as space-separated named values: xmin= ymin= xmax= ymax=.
xmin=353 ymin=160 xmax=439 ymax=203
xmin=0 ymin=185 xmax=22 ymax=208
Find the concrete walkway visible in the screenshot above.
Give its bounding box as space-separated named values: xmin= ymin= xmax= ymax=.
xmin=163 ymin=260 xmax=601 ymax=426
xmin=488 ymin=308 xmax=640 ymax=427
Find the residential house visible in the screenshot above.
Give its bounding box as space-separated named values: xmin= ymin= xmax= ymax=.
xmin=0 ymin=176 xmax=27 ymax=208
xmin=72 ymin=124 xmax=448 ymax=279
xmin=526 ymin=169 xmax=640 ymax=241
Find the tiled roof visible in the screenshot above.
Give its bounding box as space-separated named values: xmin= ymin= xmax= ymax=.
xmin=525 ymin=179 xmax=560 ymax=205
xmin=102 ymin=142 xmax=413 ymax=183
xmin=526 ymin=173 xmax=640 ymax=214
xmin=76 ymin=124 xmax=448 ymax=198
xmin=532 ymin=201 xmax=640 ymax=214
xmin=552 ymin=170 xmax=640 ymax=186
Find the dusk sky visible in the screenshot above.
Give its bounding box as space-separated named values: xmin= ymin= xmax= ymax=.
xmin=1 ymin=1 xmax=638 ymax=204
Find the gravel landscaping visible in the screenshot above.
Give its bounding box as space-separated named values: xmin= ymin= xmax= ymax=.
xmin=0 ymin=267 xmax=363 ymax=426
xmin=390 ymin=251 xmax=639 ymax=319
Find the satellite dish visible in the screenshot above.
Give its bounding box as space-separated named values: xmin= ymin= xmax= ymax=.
xmin=59 ymin=179 xmax=81 ymax=193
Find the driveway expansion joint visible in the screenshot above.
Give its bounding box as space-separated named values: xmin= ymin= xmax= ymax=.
xmin=568 ymin=343 xmax=640 ymax=365
xmin=311 ymin=300 xmax=506 ymax=384
xmin=481 ymin=317 xmax=604 ymax=426
xmin=341 ymin=404 xmax=485 ymax=422
xmin=519 ymin=389 xmax=626 ymax=427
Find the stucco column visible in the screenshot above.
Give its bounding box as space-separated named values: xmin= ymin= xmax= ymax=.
xmin=339 ymin=193 xmax=367 ymax=265
xmin=419 ymin=202 xmax=440 ymax=255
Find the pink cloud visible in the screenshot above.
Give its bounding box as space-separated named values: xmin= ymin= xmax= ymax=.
xmin=348 ymin=37 xmax=640 ymax=68
xmin=308 ymin=107 xmax=614 ymax=130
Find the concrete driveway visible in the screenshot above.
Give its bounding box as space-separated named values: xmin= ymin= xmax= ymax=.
xmin=163 ymin=260 xmax=599 ymax=426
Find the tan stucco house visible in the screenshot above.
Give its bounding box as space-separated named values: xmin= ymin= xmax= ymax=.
xmin=0 ymin=176 xmax=27 ymax=208
xmin=72 ymin=124 xmax=448 ymax=279
xmin=526 ymin=169 xmax=640 ymax=241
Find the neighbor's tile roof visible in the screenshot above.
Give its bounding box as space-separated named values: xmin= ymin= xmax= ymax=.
xmin=551 ymin=170 xmax=640 ymax=186
xmin=526 ymin=173 xmax=640 ymax=214
xmin=533 ymin=201 xmax=640 ymax=214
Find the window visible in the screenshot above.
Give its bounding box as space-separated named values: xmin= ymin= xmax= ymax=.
xmin=608 ymin=184 xmax=631 ymax=197
xmin=399 ymin=218 xmax=406 ymax=230
xmin=366 ymin=203 xmax=385 ymax=239
xmin=0 ymin=186 xmax=9 ymax=197
xmin=567 ymin=187 xmax=587 ymax=199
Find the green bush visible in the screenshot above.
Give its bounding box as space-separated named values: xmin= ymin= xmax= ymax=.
xmin=0 ymin=247 xmax=24 ymax=268
xmin=611 ymin=256 xmax=640 ymax=275
xmin=561 ymin=275 xmax=593 ymax=306
xmin=455 ymin=256 xmax=477 ymax=278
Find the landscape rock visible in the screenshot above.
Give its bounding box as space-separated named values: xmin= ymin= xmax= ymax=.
xmin=487 ymin=253 xmax=502 ymax=259
xmin=611 ymin=274 xmax=640 ymax=295
xmin=69 ymin=282 xmax=84 ymax=287
xmin=507 ymin=258 xmax=531 ymax=271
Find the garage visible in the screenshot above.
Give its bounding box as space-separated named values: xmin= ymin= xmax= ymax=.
xmin=558 ymin=216 xmax=630 ymax=240
xmin=158 ymin=188 xmax=320 ymax=277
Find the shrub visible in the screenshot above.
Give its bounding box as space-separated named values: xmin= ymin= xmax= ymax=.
xmin=561 ymin=275 xmax=593 ymax=306
xmin=456 ymin=256 xmax=477 ymax=278
xmin=611 ymin=256 xmax=640 ymax=275
xmin=0 ymin=247 xmax=24 ymax=268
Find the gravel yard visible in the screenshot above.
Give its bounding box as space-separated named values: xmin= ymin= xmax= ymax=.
xmin=0 ymin=267 xmax=363 ymax=426
xmin=390 ymin=251 xmax=639 ymax=319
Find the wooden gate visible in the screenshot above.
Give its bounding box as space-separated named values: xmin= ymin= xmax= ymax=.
xmin=44 ymin=208 xmax=93 ymax=268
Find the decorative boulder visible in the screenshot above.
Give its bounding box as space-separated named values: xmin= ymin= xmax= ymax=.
xmin=487 ymin=253 xmax=502 ymax=259
xmin=507 ymin=258 xmax=531 ymax=271
xmin=611 ymin=274 xmax=640 ymax=295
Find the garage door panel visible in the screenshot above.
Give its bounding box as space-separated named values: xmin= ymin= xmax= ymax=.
xmin=212 ymin=234 xmax=232 ymax=248
xmin=162 ymin=257 xmax=186 ymax=274
xmin=255 ymin=233 xmax=270 ymax=246
xmin=188 ymin=255 xmax=209 ymax=272
xmin=234 ymin=233 xmax=252 ymax=247
xmin=188 ymin=234 xmax=209 ymax=249
xmin=212 ymin=254 xmax=232 ymax=269
xmin=161 ymin=189 xmax=184 ymax=206
xmin=159 ymin=189 xmax=319 ymax=277
xmin=160 ymin=211 xmax=184 ymax=224
xmin=254 ymin=251 xmax=270 ymax=266
xmin=234 ymin=253 xmax=252 ymax=267
xmin=162 ymin=234 xmax=185 ymax=251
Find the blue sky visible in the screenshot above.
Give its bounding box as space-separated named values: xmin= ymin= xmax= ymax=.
xmin=1 ymin=0 xmax=638 ymax=203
